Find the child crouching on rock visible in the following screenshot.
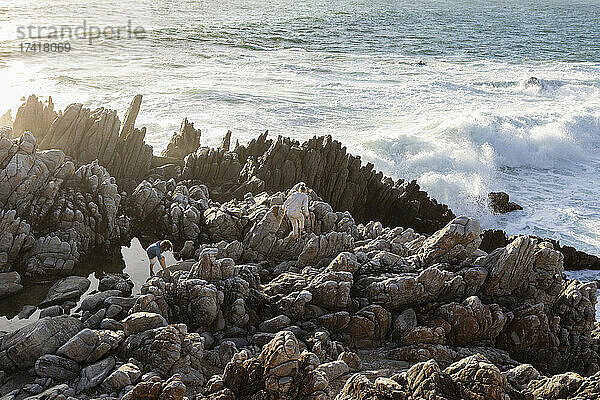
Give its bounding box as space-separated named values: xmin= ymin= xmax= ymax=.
xmin=146 ymin=240 xmax=173 ymax=276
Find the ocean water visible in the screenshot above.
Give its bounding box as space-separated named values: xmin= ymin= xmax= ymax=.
xmin=1 ymin=0 xmax=599 ymax=255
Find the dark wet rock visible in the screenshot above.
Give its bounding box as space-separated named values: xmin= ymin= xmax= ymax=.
xmin=0 ymin=133 xmax=129 ymax=277
xmin=39 ymin=305 xmax=64 ymax=318
xmin=18 ymin=305 xmax=37 ymax=319
xmin=488 ymin=191 xmax=523 ymax=214
xmin=414 ymin=216 xmax=481 ymax=265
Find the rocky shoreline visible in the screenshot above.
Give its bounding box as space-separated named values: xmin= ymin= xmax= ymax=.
xmin=1 ymin=95 xmax=600 ymax=399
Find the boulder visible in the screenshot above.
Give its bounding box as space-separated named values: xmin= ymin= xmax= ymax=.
xmin=488 ymin=192 xmax=523 ymax=214
xmin=39 ymin=276 xmax=91 ymax=308
xmin=76 ymin=356 xmax=116 ymax=393
xmin=415 ymin=216 xmax=482 ymax=265
xmin=0 ymin=316 xmax=82 ymax=370
xmin=0 ymin=271 xmax=22 ymax=298
xmin=34 ymin=354 xmax=80 ymax=381
xmin=122 ymin=312 xmax=168 ymax=335
xmin=102 ymin=362 xmax=142 ymax=393
xmin=444 ymin=354 xmax=510 ymax=400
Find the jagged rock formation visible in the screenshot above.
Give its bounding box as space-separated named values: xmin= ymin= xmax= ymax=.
xmin=1 ymin=188 xmax=599 ymax=399
xmin=229 ymin=135 xmax=454 ymax=234
xmin=12 ymin=95 xmax=57 ymax=141
xmin=161 ymin=118 xmax=201 ymax=160
xmin=0 ymin=110 xmax=12 ymax=128
xmin=2 ymin=95 xmax=600 ymax=400
xmin=0 ymin=132 xmax=129 ymax=276
xmin=35 ymin=96 xmax=152 ymax=191
xmin=481 ymin=229 xmax=600 ymax=270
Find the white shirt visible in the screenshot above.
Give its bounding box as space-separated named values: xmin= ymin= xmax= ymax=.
xmin=283 ymin=192 xmax=309 ymax=217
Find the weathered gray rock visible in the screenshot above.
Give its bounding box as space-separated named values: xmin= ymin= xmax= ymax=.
xmin=34 ymin=354 xmax=80 ymax=381
xmin=98 ymin=273 xmax=134 ymax=296
xmin=80 ymin=290 xmax=121 ymax=312
xmin=56 ymin=328 xmax=99 ymax=363
xmin=505 ymin=363 xmax=540 ymax=390
xmin=444 ymin=354 xmax=510 ymax=400
xmin=527 ymin=372 xmax=584 ymax=400
xmin=128 ymin=179 xmax=204 ymax=241
xmin=161 ymin=118 xmax=201 ymax=160
xmin=0 ymin=316 xmax=82 ymax=371
xmin=0 ymin=210 xmax=34 ymax=273
xmin=12 ymin=95 xmax=57 ymax=141
xmin=39 ymin=276 xmax=91 ymax=308
xmin=37 ymin=96 xmax=152 ymax=188
xmin=18 ymin=305 xmax=37 ymax=319
xmin=76 ymin=356 xmax=116 ymax=393
xmin=39 ymin=305 xmax=63 ymax=318
xmin=488 ymin=191 xmax=523 ymax=214
xmin=479 ymin=236 xmax=538 ymax=299
xmin=0 ymin=271 xmax=22 ymax=298
xmin=436 ymin=296 xmax=508 ymax=346
xmin=119 ymin=323 xmax=204 ymax=388
xmin=21 ymin=383 xmax=74 ymax=400
xmin=121 ymin=374 xmax=186 ymax=400
xmin=298 ymin=231 xmax=354 ymax=267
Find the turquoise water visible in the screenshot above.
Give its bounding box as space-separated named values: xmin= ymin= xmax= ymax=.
xmin=1 ymin=0 xmax=599 ymax=254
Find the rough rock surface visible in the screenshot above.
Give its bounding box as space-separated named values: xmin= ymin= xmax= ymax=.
xmin=39 ymin=275 xmax=91 ymax=307
xmin=488 ymin=191 xmax=523 ymax=214
xmin=161 ymin=118 xmax=201 ymax=160
xmin=12 ymin=95 xmax=57 ymax=141
xmin=1 ymin=96 xmax=600 ymax=400
xmin=0 ymin=316 xmax=83 ymax=371
xmin=0 ymin=271 xmax=22 ymax=298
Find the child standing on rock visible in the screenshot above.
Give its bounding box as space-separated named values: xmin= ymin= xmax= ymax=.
xmin=283 ymin=183 xmax=310 ymax=238
xmin=146 ymin=240 xmax=173 ymax=276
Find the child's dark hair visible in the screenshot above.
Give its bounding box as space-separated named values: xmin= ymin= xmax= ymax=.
xmin=160 ymin=240 xmax=173 ymax=251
